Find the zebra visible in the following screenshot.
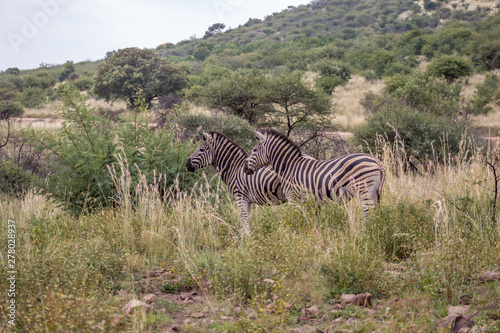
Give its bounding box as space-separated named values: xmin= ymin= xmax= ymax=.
xmin=244 ymin=129 xmax=386 ymax=216
xmin=185 ymin=131 xmax=288 ymax=235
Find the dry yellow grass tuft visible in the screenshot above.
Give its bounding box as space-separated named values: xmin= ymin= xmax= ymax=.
xmin=331 ymin=75 xmax=383 ymax=131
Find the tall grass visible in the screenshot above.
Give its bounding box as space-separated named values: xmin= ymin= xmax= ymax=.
xmin=1 ymin=138 xmax=500 ymax=332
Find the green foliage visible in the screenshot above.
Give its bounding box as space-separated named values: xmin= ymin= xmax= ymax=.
xmin=178 ymin=112 xmax=255 ymax=151
xmin=19 ymin=87 xmax=47 ymax=108
xmin=314 ymin=59 xmax=351 ymax=94
xmin=59 ymin=60 xmax=75 ymax=81
xmin=0 ymin=100 xmax=24 ymax=119
xmin=93 ymin=47 xmax=186 ymax=108
xmin=5 ymin=67 xmax=20 ymax=75
xmin=478 ymin=40 xmax=500 ymax=70
xmin=262 ymin=71 xmax=334 ymax=137
xmin=383 ymin=71 xmax=462 ymax=117
xmin=426 ymin=55 xmax=473 ymax=83
xmin=202 ymin=71 xmax=271 ymax=124
xmin=72 ymin=76 xmax=94 ymax=91
xmin=354 ymin=98 xmax=470 ymax=164
xmin=31 ymin=86 xmax=199 ymax=214
xmin=470 ymin=74 xmax=499 ymax=115
xmin=365 ymin=201 xmax=435 ymax=260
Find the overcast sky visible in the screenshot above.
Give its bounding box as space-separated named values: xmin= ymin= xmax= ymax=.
xmin=0 ymin=0 xmax=308 ymax=71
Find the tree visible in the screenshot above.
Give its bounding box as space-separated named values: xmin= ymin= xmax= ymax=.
xmin=314 ymin=59 xmax=351 ymax=94
xmin=93 ymin=48 xmax=186 ymax=108
xmin=426 ymin=55 xmax=472 ymax=83
xmin=0 ymin=101 xmax=24 ymax=149
xmin=202 ymin=72 xmax=271 ymax=124
xmin=59 ymin=61 xmax=75 ymax=82
xmin=204 ymin=23 xmax=226 ymax=38
xmin=5 ymin=68 xmax=20 ymax=76
xmin=263 ymin=71 xmax=333 ymax=137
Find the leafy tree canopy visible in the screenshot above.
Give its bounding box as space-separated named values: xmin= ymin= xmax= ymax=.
xmin=426 ymin=55 xmax=473 ymax=83
xmin=93 ymin=47 xmax=186 ymax=108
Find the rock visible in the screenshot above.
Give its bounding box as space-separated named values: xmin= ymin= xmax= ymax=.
xmin=299 ymin=305 xmax=320 ymax=321
xmin=479 ymin=271 xmax=500 ymax=283
xmin=436 ymin=313 xmax=474 ymax=332
xmin=325 ymin=317 xmax=345 ymax=332
xmin=341 ymin=293 xmax=372 ymax=307
xmin=331 ymin=303 xmax=345 ymax=311
xmin=264 ymin=278 xmax=276 ymax=286
xmin=285 ymin=303 xmax=296 ymax=310
xmin=447 ymin=305 xmax=470 ymax=315
xmin=201 ymin=318 xmax=215 ymax=326
xmin=122 ymin=299 xmax=155 ymax=315
xmin=142 ymin=293 xmax=158 ymax=304
xmin=190 ymin=312 xmax=205 ymax=319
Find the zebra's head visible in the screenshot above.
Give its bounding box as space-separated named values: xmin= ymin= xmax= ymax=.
xmin=244 ymin=130 xmax=269 ymax=175
xmin=186 ymin=132 xmax=215 ymax=172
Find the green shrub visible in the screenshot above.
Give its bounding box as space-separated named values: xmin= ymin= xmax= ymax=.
xmin=31 ymin=86 xmax=200 ymax=214
xmin=470 ymin=74 xmax=499 ymax=114
xmin=426 ymin=55 xmax=473 ymax=83
xmin=19 ymin=87 xmax=47 ymax=108
xmin=364 ymin=201 xmax=435 ymax=260
xmin=0 ymin=100 xmax=23 ymax=119
xmin=72 ymin=76 xmax=94 ymax=91
xmin=354 ymin=99 xmax=470 ymax=164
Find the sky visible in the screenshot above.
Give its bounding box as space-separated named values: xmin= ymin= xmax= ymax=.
xmin=0 ymin=0 xmax=308 ymax=71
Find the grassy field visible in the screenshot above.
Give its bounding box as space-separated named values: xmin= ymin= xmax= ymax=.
xmin=1 ymin=138 xmax=499 ymax=332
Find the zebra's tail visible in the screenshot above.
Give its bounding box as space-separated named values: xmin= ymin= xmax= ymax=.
xmin=375 ymin=161 xmax=386 ymax=205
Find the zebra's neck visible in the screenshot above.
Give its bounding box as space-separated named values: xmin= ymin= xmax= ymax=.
xmin=269 ymin=137 xmax=302 ymax=175
xmin=212 ymin=136 xmax=247 ymax=182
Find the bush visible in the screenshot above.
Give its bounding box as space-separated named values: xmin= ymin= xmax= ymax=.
xmin=72 ymin=77 xmax=93 ymax=91
xmin=470 ymin=74 xmax=499 ymax=115
xmin=426 ymin=55 xmax=473 ymax=83
xmin=354 ymin=99 xmax=471 ymax=164
xmin=19 ymin=87 xmax=47 ymax=108
xmin=314 ymin=59 xmax=351 ymax=94
xmin=30 ymin=86 xmax=200 ymax=214
xmin=364 ymin=201 xmax=435 ymax=260
xmin=0 ymin=100 xmax=23 ymax=119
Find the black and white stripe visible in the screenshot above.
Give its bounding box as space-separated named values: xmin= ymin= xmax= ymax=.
xmin=186 ymin=131 xmax=287 ymax=234
xmin=245 ymin=129 xmax=385 ymax=215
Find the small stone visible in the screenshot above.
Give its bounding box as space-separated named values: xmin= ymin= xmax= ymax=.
xmin=331 ymin=303 xmax=345 ymax=311
xmin=436 ymin=313 xmax=474 ymax=332
xmin=307 ymin=305 xmax=320 ymax=317
xmin=447 ymin=305 xmax=470 ymax=315
xmin=341 ymin=293 xmax=372 ymax=307
xmin=122 ymin=299 xmax=155 ymax=315
xmin=479 ymin=271 xmax=500 ymax=283
xmin=190 ymin=312 xmax=205 ymax=319
xmin=264 ymin=278 xmax=276 ymax=286
xmin=142 ymin=293 xmax=158 ymax=304
xmin=201 ymin=318 xmax=215 ymax=326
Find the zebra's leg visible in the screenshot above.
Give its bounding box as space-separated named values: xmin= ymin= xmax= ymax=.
xmin=236 ymin=198 xmax=252 ymax=236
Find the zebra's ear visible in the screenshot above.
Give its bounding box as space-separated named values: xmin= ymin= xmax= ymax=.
xmin=202 ymin=132 xmax=212 ymax=142
xmin=255 ymin=130 xmax=265 ymax=142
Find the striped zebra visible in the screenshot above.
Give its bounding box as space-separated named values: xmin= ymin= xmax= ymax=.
xmin=244 ymin=129 xmax=385 ymax=216
xmin=186 ymin=131 xmax=288 ymax=235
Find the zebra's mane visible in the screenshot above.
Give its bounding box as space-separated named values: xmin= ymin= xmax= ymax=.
xmin=209 ymin=131 xmax=247 ymax=157
xmin=259 ymin=128 xmax=302 ymax=155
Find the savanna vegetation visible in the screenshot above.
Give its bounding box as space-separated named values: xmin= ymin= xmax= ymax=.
xmin=2 ymin=0 xmax=500 ymax=331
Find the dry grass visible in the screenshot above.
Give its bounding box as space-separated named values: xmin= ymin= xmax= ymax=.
xmin=331 ymin=75 xmax=384 ymax=131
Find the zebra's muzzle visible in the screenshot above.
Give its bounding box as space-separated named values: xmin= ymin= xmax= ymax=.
xmin=185 ymin=159 xmax=196 ymax=172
